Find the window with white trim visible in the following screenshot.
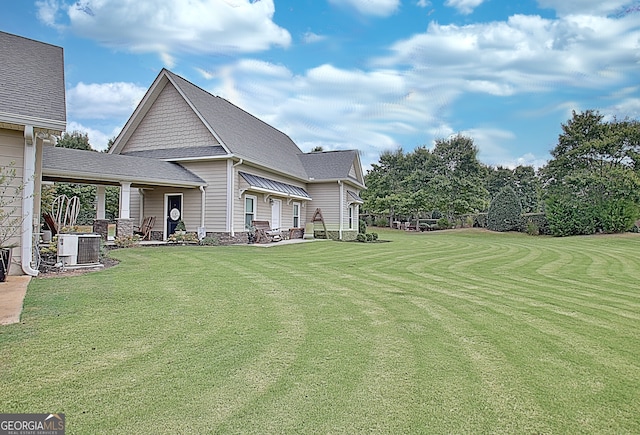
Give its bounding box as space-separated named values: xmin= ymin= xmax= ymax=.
xmin=292 ymin=202 xmax=300 ymax=228
xmin=348 ymin=205 xmax=355 ymax=229
xmin=245 ymin=195 xmax=256 ymax=229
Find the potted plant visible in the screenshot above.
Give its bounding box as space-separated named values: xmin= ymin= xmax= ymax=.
xmin=0 ymin=162 xmax=26 ymax=282
xmin=174 ymin=220 xmax=186 ymax=235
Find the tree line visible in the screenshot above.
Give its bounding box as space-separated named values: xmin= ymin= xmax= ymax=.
xmin=361 ymin=110 xmax=640 ymax=236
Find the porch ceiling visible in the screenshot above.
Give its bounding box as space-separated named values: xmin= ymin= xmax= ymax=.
xmin=42 ymin=146 xmax=206 ymax=188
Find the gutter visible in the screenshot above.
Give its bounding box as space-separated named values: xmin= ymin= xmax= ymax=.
xmin=21 ymin=126 xmax=38 ymax=276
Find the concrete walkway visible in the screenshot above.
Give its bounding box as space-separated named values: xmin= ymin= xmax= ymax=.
xmin=0 ymin=275 xmax=30 ymax=325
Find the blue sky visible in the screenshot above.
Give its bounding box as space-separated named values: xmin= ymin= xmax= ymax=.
xmin=2 ymin=0 xmax=639 ymax=170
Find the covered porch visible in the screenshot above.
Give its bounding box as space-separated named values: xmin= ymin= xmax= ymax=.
xmin=41 ymin=147 xmax=206 ymax=240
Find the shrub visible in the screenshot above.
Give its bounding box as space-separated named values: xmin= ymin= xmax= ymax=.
xmin=114 ymin=235 xmax=140 ymax=248
xmin=366 ymin=233 xmax=374 ymax=242
xmin=599 ymin=199 xmax=639 ymax=234
xmin=356 ymin=233 xmax=366 ymax=242
xmin=488 ymin=187 xmax=523 ymax=232
xmin=437 ymin=217 xmax=450 ymax=229
xmin=199 ymin=236 xmax=219 ymax=246
xmin=374 ymin=217 xmax=388 ymax=227
xmin=522 ymin=213 xmax=549 ymax=235
xmin=474 ymin=213 xmax=488 ymax=228
xmin=545 ymin=194 xmax=597 ymax=236
xmin=168 ymin=232 xmax=199 ymax=244
xmin=370 ymin=232 xmax=378 ymax=241
xmin=359 ymin=219 xmax=367 ymax=234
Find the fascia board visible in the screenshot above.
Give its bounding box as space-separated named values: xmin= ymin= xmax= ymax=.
xmin=0 ymin=112 xmax=66 ymax=132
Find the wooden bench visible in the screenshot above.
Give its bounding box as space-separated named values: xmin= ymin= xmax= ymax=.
xmin=252 ymin=220 xmax=281 ymax=243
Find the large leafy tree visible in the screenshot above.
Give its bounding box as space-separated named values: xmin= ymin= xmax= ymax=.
xmin=487 ymin=165 xmax=540 ymax=213
xmin=541 ymin=111 xmax=640 ymax=235
xmin=363 ymin=135 xmax=490 ymax=221
xmin=57 ymin=130 xmax=92 ymax=150
xmin=428 ymin=135 xmax=489 ymax=216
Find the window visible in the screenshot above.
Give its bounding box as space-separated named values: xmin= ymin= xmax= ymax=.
xmin=245 ymin=195 xmax=256 ymax=229
xmin=348 ymin=205 xmax=354 ymax=229
xmin=292 ymin=202 xmax=300 ymax=228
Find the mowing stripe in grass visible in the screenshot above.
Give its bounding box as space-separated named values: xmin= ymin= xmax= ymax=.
xmin=1 ymin=229 xmax=639 ymax=433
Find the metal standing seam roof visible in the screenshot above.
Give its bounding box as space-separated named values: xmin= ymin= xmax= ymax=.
xmin=43 ymin=146 xmax=206 ymax=187
xmin=0 ymin=31 xmax=66 ymax=127
xmin=239 ymin=172 xmax=311 ymax=199
xmin=348 ymin=191 xmax=364 ymax=203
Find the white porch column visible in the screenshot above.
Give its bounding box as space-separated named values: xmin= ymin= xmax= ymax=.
xmin=119 ymin=182 xmax=131 ymax=219
xmin=96 ymin=185 xmax=106 ymax=220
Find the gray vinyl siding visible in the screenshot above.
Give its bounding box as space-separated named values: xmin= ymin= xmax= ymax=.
xmin=140 ymin=187 xmax=201 ymax=238
xmin=234 ymin=163 xmax=308 ymax=231
xmin=0 ymin=128 xmax=25 ymax=273
xmin=306 ymin=183 xmax=340 ymax=227
xmin=129 ymin=189 xmax=141 ymax=226
xmin=180 ymin=160 xmax=228 ymax=232
xmin=121 ymin=82 xmax=219 ymax=154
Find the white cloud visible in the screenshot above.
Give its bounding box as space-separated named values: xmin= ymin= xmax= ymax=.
xmin=302 ymin=31 xmax=327 ymax=44
xmin=536 ymin=0 xmax=631 ymax=17
xmin=328 ymin=0 xmax=401 ymax=17
xmin=416 ymin=0 xmax=431 ymax=7
xmin=35 ymin=0 xmax=62 ymax=28
xmin=375 ymin=14 xmax=640 ymax=95
xmin=38 ymin=0 xmax=291 ymax=56
xmin=458 ymin=128 xmax=548 ymax=168
xmin=67 ymin=82 xmax=147 ymax=119
xmin=205 ymin=60 xmax=458 ymax=168
xmin=66 ymin=121 xmax=122 ymax=151
xmin=445 ymin=0 xmax=485 ymax=15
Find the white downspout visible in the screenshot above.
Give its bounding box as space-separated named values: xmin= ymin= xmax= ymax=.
xmin=229 ymin=159 xmax=243 ymax=237
xmin=21 ymin=126 xmax=38 ymax=276
xmin=200 ymin=186 xmax=206 ymax=228
xmin=338 ymin=180 xmax=344 ymax=240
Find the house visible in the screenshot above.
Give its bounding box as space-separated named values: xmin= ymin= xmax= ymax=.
xmin=40 ymin=68 xmax=364 ymax=243
xmin=0 ymin=32 xmax=66 ymax=276
xmin=104 ymin=69 xmax=366 ymax=243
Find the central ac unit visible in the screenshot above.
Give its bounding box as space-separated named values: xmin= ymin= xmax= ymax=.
xmin=58 ymin=233 xmax=101 ymax=266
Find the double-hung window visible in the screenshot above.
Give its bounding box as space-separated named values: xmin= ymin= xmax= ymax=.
xmin=245 ymin=195 xmax=256 ymax=229
xmin=292 ymin=202 xmax=300 ymax=228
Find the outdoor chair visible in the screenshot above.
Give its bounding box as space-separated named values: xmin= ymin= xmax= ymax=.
xmin=251 ymin=220 xmax=281 ymax=243
xmin=134 ymin=216 xmax=156 ymax=240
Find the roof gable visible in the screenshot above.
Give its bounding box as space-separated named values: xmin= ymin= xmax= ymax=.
xmin=0 ymin=32 xmax=66 ymax=131
xmin=298 ymin=150 xmax=365 ymax=186
xmin=166 ymin=71 xmax=308 ymax=180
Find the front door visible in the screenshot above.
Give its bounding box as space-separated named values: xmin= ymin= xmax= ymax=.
xmin=271 ymin=199 xmax=281 ymax=230
xmin=166 ymin=194 xmax=182 ymax=236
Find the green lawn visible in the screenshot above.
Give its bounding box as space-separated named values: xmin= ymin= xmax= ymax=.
xmin=1 ymin=229 xmax=639 ymax=434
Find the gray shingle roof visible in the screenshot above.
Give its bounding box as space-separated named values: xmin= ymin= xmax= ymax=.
xmin=166 ymin=70 xmax=309 ymax=180
xmin=239 ymin=172 xmax=311 ymax=199
xmin=43 ymin=146 xmax=206 ymax=187
xmin=0 ymin=32 xmax=66 ymax=127
xmin=121 ymin=145 xmax=227 ymax=160
xmin=298 ymin=150 xmax=361 ymax=182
